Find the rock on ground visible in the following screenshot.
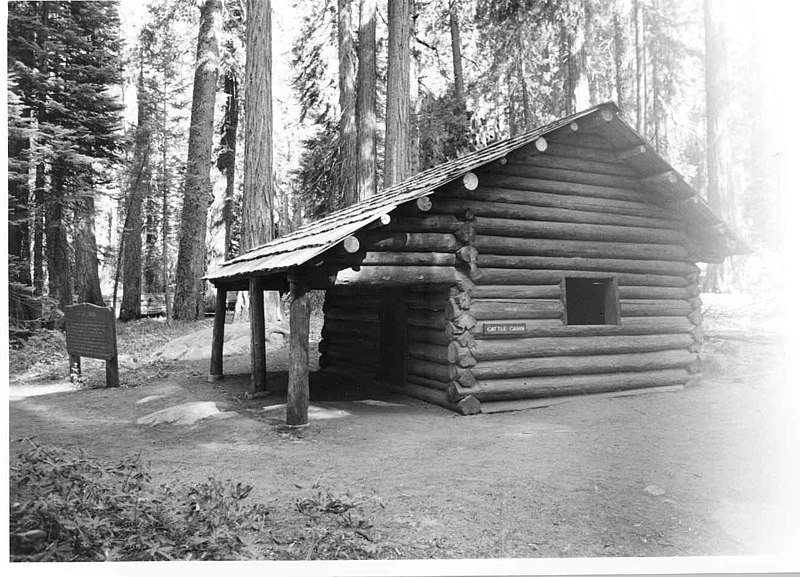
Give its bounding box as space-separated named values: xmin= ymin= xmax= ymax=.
xmin=154 ymin=322 xmax=288 ymax=361
xmin=136 ymin=401 xmax=222 ymax=426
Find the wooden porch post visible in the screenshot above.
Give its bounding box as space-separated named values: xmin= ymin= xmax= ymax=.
xmin=208 ymin=286 xmax=227 ymax=382
xmin=250 ymin=277 xmax=268 ymax=393
xmin=286 ymin=273 xmax=310 ymax=426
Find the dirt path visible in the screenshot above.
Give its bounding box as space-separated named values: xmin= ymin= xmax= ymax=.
xmin=9 ymin=330 xmax=797 ymax=558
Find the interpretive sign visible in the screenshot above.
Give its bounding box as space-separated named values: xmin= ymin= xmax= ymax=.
xmin=64 ymin=303 xmax=119 ymax=387
xmin=482 ymin=322 xmax=528 ymax=335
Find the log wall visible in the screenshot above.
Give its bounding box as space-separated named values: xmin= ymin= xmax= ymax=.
xmin=431 ymin=139 xmax=703 ymax=408
xmin=318 ymin=135 xmax=705 ymax=413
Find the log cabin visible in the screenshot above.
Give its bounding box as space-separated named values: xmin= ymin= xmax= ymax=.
xmin=204 ymin=102 xmax=747 ymax=424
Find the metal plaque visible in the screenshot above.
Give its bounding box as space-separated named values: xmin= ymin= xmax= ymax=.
xmin=482 ymin=322 xmax=528 ymax=335
xmin=64 ymin=303 xmax=117 ymax=360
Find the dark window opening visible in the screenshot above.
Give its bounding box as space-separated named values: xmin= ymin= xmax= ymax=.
xmin=565 ymin=277 xmax=619 ymax=325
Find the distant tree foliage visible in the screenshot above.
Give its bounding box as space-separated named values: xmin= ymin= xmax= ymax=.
xmin=7 ymin=1 xmax=123 ymax=322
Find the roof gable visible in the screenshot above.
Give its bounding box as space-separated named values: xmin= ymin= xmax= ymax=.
xmin=206 ymin=103 xmax=747 ymax=284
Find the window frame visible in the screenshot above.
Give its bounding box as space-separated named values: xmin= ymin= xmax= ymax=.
xmin=560 ymin=275 xmax=621 ymax=326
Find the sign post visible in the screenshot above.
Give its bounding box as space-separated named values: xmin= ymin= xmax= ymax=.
xmin=64 ymin=303 xmax=119 ymax=388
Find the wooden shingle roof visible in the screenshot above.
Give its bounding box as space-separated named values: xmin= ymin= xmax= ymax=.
xmin=205 ymin=102 xmax=746 ymax=285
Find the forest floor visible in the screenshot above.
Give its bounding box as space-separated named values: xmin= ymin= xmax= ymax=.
xmin=7 ymin=293 xmax=799 ymax=560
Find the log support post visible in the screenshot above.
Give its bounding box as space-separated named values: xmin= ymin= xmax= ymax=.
xmin=249 ymin=277 xmax=268 ymax=393
xmin=287 ymin=271 xmax=311 ymax=427
xmin=209 ymin=287 xmax=227 ymax=382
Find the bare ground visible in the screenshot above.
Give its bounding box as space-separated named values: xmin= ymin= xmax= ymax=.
xmin=8 ymin=294 xmax=799 ymax=559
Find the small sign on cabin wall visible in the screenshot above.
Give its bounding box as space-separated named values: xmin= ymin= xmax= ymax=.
xmin=482 ymin=322 xmax=528 ymax=335
xmin=64 ymin=303 xmax=119 ymax=387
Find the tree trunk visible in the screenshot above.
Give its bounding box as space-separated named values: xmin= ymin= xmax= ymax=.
xmin=613 ymin=8 xmax=625 ymax=108
xmin=385 ymin=0 xmax=411 ymax=188
xmin=242 ymin=0 xmax=273 ymax=253
xmin=172 ymin=0 xmax=221 ymax=320
xmin=241 ymin=0 xmax=278 ymax=324
xmin=703 ymin=0 xmax=736 ymax=292
xmin=73 ymin=194 xmax=106 ymax=306
xmin=8 ymin=105 xmax=34 ymax=323
xmin=449 ymin=0 xmax=464 ymax=105
xmin=33 ymin=163 xmax=45 ymax=313
xmin=45 ymin=160 xmax=73 ymax=311
xmin=338 ymin=0 xmax=358 ymax=206
xmin=121 ymin=64 xmax=151 ymax=321
xmin=144 ymin=193 xmax=161 ymax=292
xmin=208 ymin=70 xmax=238 ymax=299
xmin=634 ymin=0 xmax=646 ymax=134
xmin=356 ymin=0 xmax=377 ymax=200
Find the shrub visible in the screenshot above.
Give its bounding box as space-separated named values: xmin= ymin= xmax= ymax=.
xmin=10 ymin=440 xmax=392 ymax=562
xmin=8 ymin=330 xmax=68 ymax=376
xmin=10 ymin=439 xmax=272 ymax=561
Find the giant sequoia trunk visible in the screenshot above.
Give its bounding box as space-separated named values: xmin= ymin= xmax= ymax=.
xmin=356 ymin=0 xmax=377 ymax=200
xmin=208 ymin=70 xmax=238 ymax=292
xmin=240 ymin=0 xmax=279 ymax=328
xmin=703 ymin=0 xmax=736 ymax=292
xmin=242 ymin=0 xmax=273 ymax=253
xmin=338 ymin=0 xmax=358 ymax=206
xmin=173 ymin=0 xmax=221 ymax=320
xmin=45 ymin=160 xmax=73 ymax=311
xmin=73 ymin=193 xmax=106 ymax=306
xmin=384 ymin=0 xmax=411 ymax=187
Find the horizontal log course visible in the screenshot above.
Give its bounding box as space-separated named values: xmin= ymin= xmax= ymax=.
xmin=397 ymin=382 xmax=463 ymax=413
xmin=383 ymin=214 xmax=462 ymax=233
xmin=408 ymin=326 xmax=450 ymax=345
xmin=407 ymin=325 xmax=476 ymax=348
xmin=472 ymin=285 xmax=563 ymax=299
xmin=511 ymin=152 xmax=637 ymax=177
xmin=475 ymin=254 xmax=698 ymax=277
xmin=325 ymin=287 xmax=383 ymax=300
xmin=319 ymin=337 xmax=379 ymax=355
xmin=406 ymin=373 xmax=450 ymax=392
xmin=329 ymin=251 xmax=457 ymax=268
xmin=323 ymin=347 xmax=380 ymax=372
xmin=452 ymin=368 xmax=691 ymax=402
xmin=361 ymin=231 xmax=460 ymax=252
xmin=407 ymin=309 xmax=449 ymax=330
xmin=479 ymin=172 xmax=651 ymax=203
xmin=477 ymin=268 xmax=690 ymax=287
xmin=472 ymin=333 xmax=693 ymax=361
xmin=333 ymin=265 xmax=458 ymax=287
xmin=323 ymin=308 xmax=381 ymax=323
xmin=471 ymin=299 xmax=564 ymax=321
xmin=617 ymin=286 xmax=691 ymax=300
xmin=430 ymin=197 xmax=684 ymax=231
xmin=471 ymin=349 xmax=696 ymax=380
xmin=523 ymin=141 xmax=622 ymax=164
xmin=498 ymin=162 xmax=642 ymax=190
xmin=406 ymin=357 xmax=455 ymax=383
xmin=474 ymin=316 xmax=695 ymax=339
xmin=323 ymin=299 xmax=382 ymax=314
xmin=408 ymin=341 xmax=475 ymax=367
xmin=475 ymin=236 xmax=690 ymax=262
xmin=321 ymin=320 xmax=380 ymax=341
xmin=407 ymin=293 xmax=446 ymax=311
xmin=620 ymin=299 xmax=693 ymax=317
xmin=474 ymin=217 xmax=689 ymax=245
xmin=478 ymin=385 xmax=684 ymax=413
xmin=548 ymin=130 xmax=612 ymax=149
xmin=441 ymin=186 xmax=679 ymax=220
